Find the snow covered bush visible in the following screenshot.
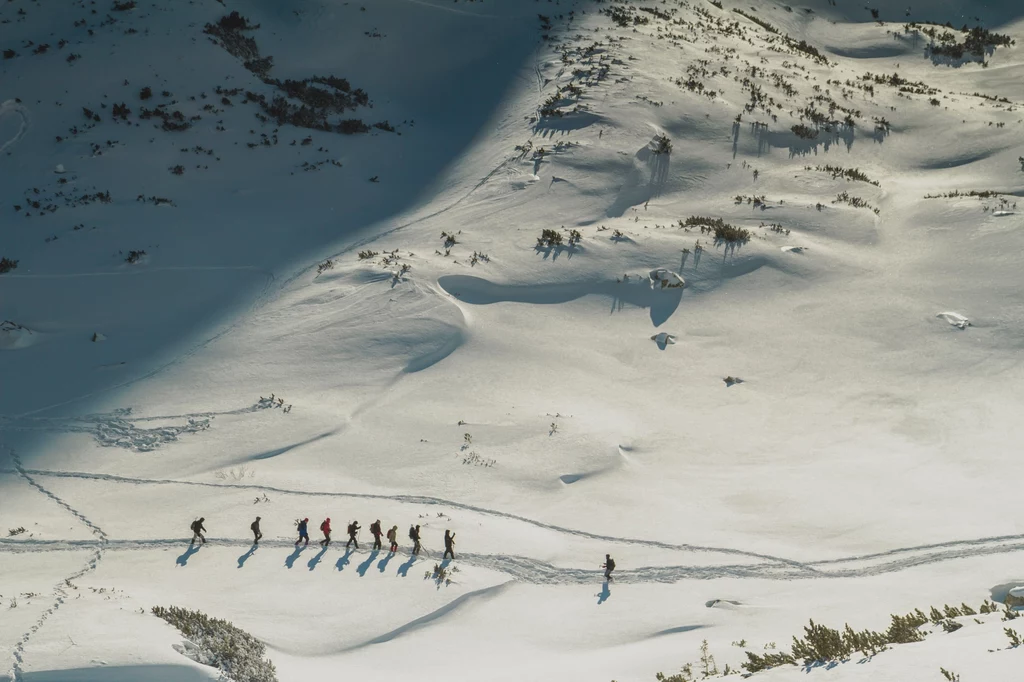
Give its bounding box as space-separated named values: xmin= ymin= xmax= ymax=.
xmin=0 ymin=257 xmax=18 ymax=274
xmin=152 ymin=605 xmax=277 ymax=682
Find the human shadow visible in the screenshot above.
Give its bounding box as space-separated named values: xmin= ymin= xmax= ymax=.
xmin=378 ymin=551 xmax=395 ymax=574
xmin=357 ymin=550 xmax=380 ymax=576
xmin=335 ymin=548 xmax=354 ymax=573
xmin=237 ymin=544 xmax=257 ymax=568
xmin=308 ymin=547 xmax=328 ymax=571
xmin=175 ymin=544 xmax=200 ymax=567
xmin=597 ymin=581 xmax=611 ymax=605
xmin=284 ymin=545 xmax=305 ymax=569
xmin=397 ymin=553 xmax=418 ymax=577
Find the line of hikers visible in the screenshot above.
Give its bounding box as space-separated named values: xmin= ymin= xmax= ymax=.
xmin=190 ymin=517 xmax=615 ymax=579
xmin=191 ymin=516 xmax=458 ymax=560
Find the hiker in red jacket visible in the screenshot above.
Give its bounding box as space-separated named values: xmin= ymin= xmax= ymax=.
xmin=319 ymin=517 xmax=332 ymax=547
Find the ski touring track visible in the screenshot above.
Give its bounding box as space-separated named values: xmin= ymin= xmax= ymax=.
xmin=2 ymin=467 xmax=1024 ymax=585
xmin=5 ymin=452 xmax=108 ymax=682
xmin=0 ymin=100 xmax=29 ymax=156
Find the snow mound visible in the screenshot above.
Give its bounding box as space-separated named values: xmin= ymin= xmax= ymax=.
xmin=1004 ymin=586 xmax=1024 ymax=607
xmin=0 ymin=320 xmax=38 ymax=350
xmin=936 ymin=312 xmax=971 ymax=329
xmin=648 ymin=269 xmax=685 ymax=289
xmin=781 ymin=246 xmax=807 ymax=254
xmin=992 ymin=211 xmax=1014 ymax=217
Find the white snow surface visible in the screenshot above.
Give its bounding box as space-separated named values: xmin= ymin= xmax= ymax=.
xmin=2 ymin=0 xmax=1024 ymax=680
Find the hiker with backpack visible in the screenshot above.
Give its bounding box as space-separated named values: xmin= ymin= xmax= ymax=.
xmin=602 ymin=554 xmax=616 ymax=581
xmin=320 ymin=518 xmax=332 ymax=547
xmin=295 ymin=518 xmax=310 ymax=546
xmin=443 ymin=529 xmax=456 ymax=560
xmin=409 ymin=524 xmax=421 ymax=555
xmin=387 ymin=525 xmax=398 ymax=553
xmin=346 ymin=520 xmax=361 ymax=549
xmin=190 ymin=517 xmax=207 ymax=545
xmin=370 ymin=519 xmax=383 ymax=550
xmin=251 ymin=516 xmax=262 ymax=545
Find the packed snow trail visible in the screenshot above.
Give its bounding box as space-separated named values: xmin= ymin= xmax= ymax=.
xmin=3 ymin=467 xmax=1024 ymax=582
xmin=7 ymin=453 xmax=108 ymax=682
xmin=7 ymin=466 xmax=813 ymax=573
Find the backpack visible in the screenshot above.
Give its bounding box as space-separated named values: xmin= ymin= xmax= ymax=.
xmin=347 ymin=523 xmax=356 ymax=535
xmin=409 ymin=525 xmax=416 ymax=540
xmin=190 ymin=520 xmax=200 ymax=533
xmin=320 ymin=521 xmax=328 ymax=533
xmin=370 ymin=521 xmax=381 ymax=535
xmin=606 ymin=559 xmax=616 ymax=571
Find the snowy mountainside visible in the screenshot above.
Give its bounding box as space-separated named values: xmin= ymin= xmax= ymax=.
xmin=3 ymin=0 xmax=1024 ymax=681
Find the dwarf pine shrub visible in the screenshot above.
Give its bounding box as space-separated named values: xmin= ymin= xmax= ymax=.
xmin=152 ymin=605 xmax=277 ymax=682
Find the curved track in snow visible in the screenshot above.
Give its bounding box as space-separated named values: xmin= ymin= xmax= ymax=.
xmin=0 ymin=100 xmax=29 ymax=155
xmin=2 ymin=468 xmax=1023 ymax=586
xmin=6 ymin=454 xmax=108 ymax=682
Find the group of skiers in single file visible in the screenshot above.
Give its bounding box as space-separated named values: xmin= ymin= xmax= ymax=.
xmin=191 ymin=516 xmax=615 ymax=580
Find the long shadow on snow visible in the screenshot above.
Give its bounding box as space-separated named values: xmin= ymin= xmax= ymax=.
xmin=175 ymin=544 xmax=200 ymax=566
xmin=1 ymin=0 xmax=546 ymax=469
xmin=439 ymin=275 xmax=682 ymax=327
xmin=333 ymin=582 xmax=512 ymax=653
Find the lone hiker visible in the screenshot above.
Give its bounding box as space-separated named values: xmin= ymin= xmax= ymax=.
xmin=251 ymin=516 xmax=262 ymax=545
xmin=295 ymin=518 xmax=310 ymax=546
xmin=190 ymin=517 xmax=207 ymax=545
xmin=409 ymin=524 xmax=421 ymax=555
xmin=346 ymin=520 xmax=361 ymax=549
xmin=370 ymin=519 xmax=383 ymax=551
xmin=320 ymin=517 xmax=332 ymax=547
xmin=602 ymin=554 xmax=616 ymax=581
xmin=443 ymin=529 xmax=456 ymax=560
xmin=387 ymin=525 xmax=398 ymax=553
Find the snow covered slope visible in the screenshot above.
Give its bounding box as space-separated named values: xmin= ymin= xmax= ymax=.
xmin=2 ymin=0 xmax=1024 ymax=680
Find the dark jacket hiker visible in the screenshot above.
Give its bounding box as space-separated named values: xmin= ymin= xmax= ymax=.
xmin=190 ymin=518 xmax=206 ymax=545
xmin=409 ymin=524 xmax=421 ymax=555
xmin=370 ymin=520 xmax=383 ymax=550
xmin=443 ymin=529 xmax=456 ymax=560
xmin=346 ymin=521 xmax=361 ymax=549
xmin=251 ymin=517 xmax=262 ymax=544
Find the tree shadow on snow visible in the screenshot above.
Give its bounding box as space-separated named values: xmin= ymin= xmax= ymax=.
xmin=237 ymin=545 xmax=257 ymax=568
xmin=397 ymin=553 xmax=418 ymax=577
xmin=175 ymin=544 xmax=200 ymax=567
xmin=596 ymin=581 xmax=611 ymax=605
xmin=335 ymin=548 xmax=354 ymax=573
xmin=357 ymin=550 xmax=379 ymax=576
xmin=284 ymin=545 xmax=305 ymax=569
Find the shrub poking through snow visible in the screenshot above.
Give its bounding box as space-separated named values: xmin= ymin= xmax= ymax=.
xmin=537 ymin=228 xmax=563 ymax=247
xmin=652 ymin=134 xmax=672 ymax=155
xmin=791 ymin=123 xmax=818 ymax=139
xmin=124 ymin=250 xmax=146 ymax=264
xmin=0 ymin=257 xmax=18 ymax=274
xmin=152 ymin=605 xmax=277 ymax=682
xmin=742 ymin=608 xmax=933 ymax=673
xmin=316 ymin=259 xmax=334 ymax=275
xmin=357 ymin=250 xmax=378 ymax=260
